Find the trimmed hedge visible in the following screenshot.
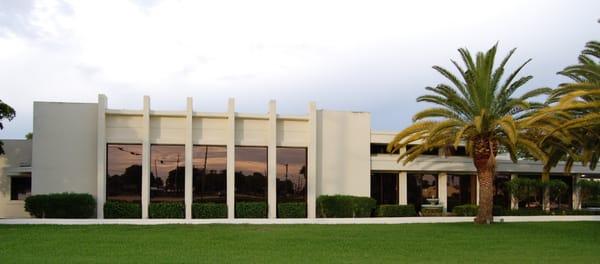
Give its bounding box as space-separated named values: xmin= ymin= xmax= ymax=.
xmin=452 ymin=204 xmax=479 ymax=216
xmin=25 ymin=193 xmax=96 ymax=218
xmin=499 ymin=208 xmax=600 ymax=216
xmin=278 ymin=202 xmax=306 ymax=218
xmin=493 ymin=206 xmax=506 ymax=216
xmin=104 ymin=200 xmax=141 ymax=218
xmin=376 ymin=204 xmax=417 ymax=217
xmin=236 ymin=202 xmax=267 ymax=218
xmin=149 ymin=202 xmax=185 ymax=218
xmin=316 ymin=195 xmax=377 ymax=218
xmin=421 ymin=207 xmax=443 ymax=216
xmin=192 ymin=203 xmax=227 ymax=218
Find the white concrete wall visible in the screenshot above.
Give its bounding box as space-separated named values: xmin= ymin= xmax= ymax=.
xmin=0 ymin=140 xmax=32 ymax=218
xmin=32 ymin=102 xmax=98 ymax=196
xmin=317 ymin=110 xmax=371 ymax=197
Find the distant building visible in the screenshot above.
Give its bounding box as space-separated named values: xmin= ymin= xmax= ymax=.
xmin=0 ymin=95 xmax=597 ymax=218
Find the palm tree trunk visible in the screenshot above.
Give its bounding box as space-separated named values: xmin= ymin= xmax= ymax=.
xmin=473 ymin=136 xmax=498 ymax=224
xmin=542 ymin=170 xmax=550 ymax=212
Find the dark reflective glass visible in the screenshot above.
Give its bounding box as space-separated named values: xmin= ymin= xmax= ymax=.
xmin=277 ymin=148 xmax=307 ymax=206
xmin=494 ymin=173 xmax=511 ymax=209
xmin=407 ymin=173 xmax=438 ymax=212
xmin=447 ymin=174 xmax=476 ymax=211
xmin=193 ymin=145 xmax=227 ymax=203
xmin=517 ymin=174 xmax=543 ymax=209
xmin=370 ymin=144 xmax=388 ymax=155
xmin=10 ymin=176 xmax=31 ymax=200
xmin=235 ymin=146 xmax=267 ymax=203
xmin=150 ymin=145 xmax=185 ymax=202
xmin=106 ymin=144 xmax=142 ymax=202
xmin=550 ymin=175 xmax=573 ymax=210
xmin=371 ymin=173 xmax=398 ymax=205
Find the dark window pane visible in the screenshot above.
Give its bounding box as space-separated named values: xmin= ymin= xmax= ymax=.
xmin=193 ymin=145 xmax=227 ymax=203
xmin=494 ymin=173 xmax=511 ymax=209
xmin=447 ymin=174 xmax=476 ymax=211
xmin=407 ymin=173 xmax=438 ymax=212
xmin=106 ymin=144 xmax=142 ymax=202
xmin=151 ymin=145 xmax=185 ymax=202
xmin=550 ymin=175 xmax=572 ymax=210
xmin=370 ymin=144 xmax=388 ymax=155
xmin=370 ymin=173 xmax=398 ymax=205
xmin=517 ymin=174 xmax=542 ymax=209
xmin=276 ymin=148 xmax=307 ymax=204
xmin=235 ymin=146 xmax=267 ymax=203
xmin=11 ymin=176 xmax=31 ymax=200
xmin=407 ymin=145 xmax=438 ymax=155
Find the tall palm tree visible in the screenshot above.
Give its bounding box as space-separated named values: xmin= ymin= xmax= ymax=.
xmin=388 ymin=44 xmax=548 ymax=224
xmin=524 ymin=40 xmax=600 ymax=210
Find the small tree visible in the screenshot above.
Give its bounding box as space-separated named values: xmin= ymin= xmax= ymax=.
xmin=546 ymin=179 xmax=568 ymax=209
xmin=0 ymin=99 xmax=16 ymax=155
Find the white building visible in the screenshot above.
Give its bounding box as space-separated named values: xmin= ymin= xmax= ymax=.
xmin=0 ymin=95 xmax=598 ymax=219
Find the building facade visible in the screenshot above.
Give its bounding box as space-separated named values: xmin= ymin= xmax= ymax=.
xmin=0 ymin=95 xmax=598 ymax=219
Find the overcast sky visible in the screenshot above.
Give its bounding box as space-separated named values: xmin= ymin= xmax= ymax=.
xmin=0 ymin=0 xmax=599 ymax=139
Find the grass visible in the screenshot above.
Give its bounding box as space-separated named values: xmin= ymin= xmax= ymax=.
xmin=1 ymin=222 xmax=599 ymax=263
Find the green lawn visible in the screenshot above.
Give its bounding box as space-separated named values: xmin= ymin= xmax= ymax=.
xmin=1 ymin=222 xmax=599 ymax=263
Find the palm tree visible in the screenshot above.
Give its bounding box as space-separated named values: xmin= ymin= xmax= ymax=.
xmin=0 ymin=99 xmax=16 ymax=155
xmin=524 ymin=40 xmax=599 ymax=210
xmin=388 ymin=44 xmax=548 ymax=224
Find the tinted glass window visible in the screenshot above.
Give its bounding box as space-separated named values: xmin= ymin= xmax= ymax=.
xmin=371 ymin=173 xmax=398 ymax=205
xmin=235 ymin=146 xmax=267 ymax=203
xmin=10 ymin=176 xmax=31 ymax=200
xmin=447 ymin=174 xmax=476 ymax=211
xmin=106 ymin=144 xmax=142 ymax=202
xmin=151 ymin=145 xmax=185 ymax=202
xmin=193 ymin=145 xmax=227 ymax=203
xmin=494 ymin=173 xmax=511 ymax=209
xmin=370 ymin=144 xmax=389 ymax=155
xmin=406 ymin=145 xmax=438 ymax=155
xmin=277 ymin=147 xmax=307 ymax=204
xmin=407 ymin=173 xmax=438 ymax=212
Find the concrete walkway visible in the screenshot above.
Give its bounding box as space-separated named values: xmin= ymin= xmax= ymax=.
xmin=1 ymin=215 xmax=599 ymax=225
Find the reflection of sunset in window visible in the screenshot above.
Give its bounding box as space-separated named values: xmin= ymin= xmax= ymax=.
xmin=193 ymin=145 xmax=227 ymax=203
xmin=106 ymin=144 xmax=142 ymax=202
xmin=276 ymin=147 xmax=307 ymax=205
xmin=150 ymin=145 xmax=185 ymax=202
xmin=235 ymin=146 xmax=267 ymax=203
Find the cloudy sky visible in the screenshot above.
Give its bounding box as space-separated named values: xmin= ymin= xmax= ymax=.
xmin=0 ymin=0 xmax=598 ymax=139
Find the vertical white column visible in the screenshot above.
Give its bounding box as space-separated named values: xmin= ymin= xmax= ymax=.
xmin=141 ymin=96 xmax=151 ymax=219
xmin=438 ymin=172 xmax=447 ymax=213
xmin=398 ymin=171 xmax=407 ymax=205
xmin=226 ymin=98 xmax=236 ymax=219
xmin=267 ymin=100 xmax=277 ymax=218
xmin=510 ymin=173 xmax=518 ymax=210
xmin=572 ymin=174 xmax=581 ymax=210
xmin=96 ymin=94 xmax=107 ymax=219
xmin=476 ymin=175 xmax=480 ymax=205
xmin=184 ymin=97 xmax=193 ymax=219
xmin=307 ymin=102 xmax=317 ymax=218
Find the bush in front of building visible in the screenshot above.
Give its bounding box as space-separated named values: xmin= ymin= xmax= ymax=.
xmin=316 ymin=195 xmax=377 ymax=218
xmin=277 ymin=202 xmax=306 ymax=218
xmin=235 ymin=202 xmax=267 ymax=218
xmin=24 ymin=192 xmax=96 ymax=218
xmin=104 ymin=200 xmax=141 ymax=218
xmin=420 ymin=207 xmax=443 ymax=216
xmin=149 ymin=202 xmax=185 ymax=218
xmin=192 ymin=203 xmax=227 ymax=218
xmin=452 ymin=204 xmax=479 ymax=216
xmin=376 ymin=204 xmax=417 ymax=217
xmin=493 ymin=205 xmax=506 ymax=216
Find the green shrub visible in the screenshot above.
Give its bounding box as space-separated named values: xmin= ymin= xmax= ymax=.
xmin=25 ymin=193 xmax=95 ymax=218
xmin=104 ymin=200 xmax=141 ymax=218
xmin=452 ymin=204 xmax=479 ymax=216
xmin=421 ymin=207 xmax=443 ymax=216
xmin=504 ymin=208 xmax=547 ymax=216
xmin=493 ymin=205 xmax=506 ymax=216
xmin=277 ymin=202 xmax=306 ymax=218
xmin=376 ymin=205 xmax=417 ymax=217
xmin=316 ymin=195 xmax=376 ymax=218
xmin=192 ymin=203 xmax=227 ymax=218
xmin=236 ymin=202 xmax=267 ymax=218
xmin=149 ymin=202 xmax=185 ymax=218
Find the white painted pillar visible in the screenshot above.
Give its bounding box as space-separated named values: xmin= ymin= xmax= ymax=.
xmin=307 ymin=102 xmax=317 ymax=218
xmin=267 ymin=100 xmax=277 ymax=218
xmin=438 ymin=172 xmax=447 ymax=213
xmin=572 ymin=174 xmax=581 ymax=210
xmin=476 ymin=175 xmax=480 ymax=205
xmin=96 ymin=94 xmax=107 ymax=219
xmin=184 ymin=97 xmax=193 ymax=219
xmin=510 ymin=173 xmax=518 ymax=210
xmin=141 ymin=96 xmax=151 ymax=219
xmin=398 ymin=171 xmax=407 ymax=205
xmin=226 ymin=98 xmax=236 ymax=219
